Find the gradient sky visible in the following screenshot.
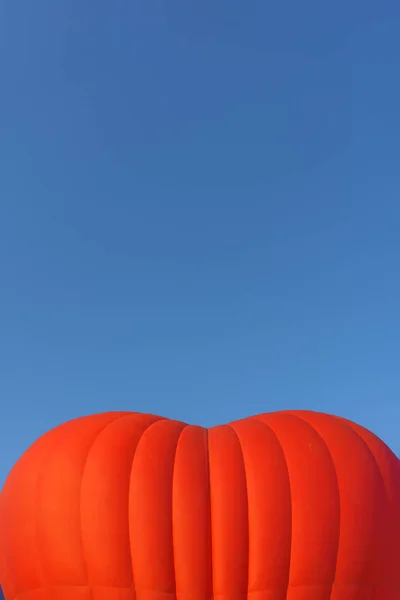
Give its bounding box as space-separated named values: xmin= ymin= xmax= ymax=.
xmin=1 ymin=1 xmax=399 ymax=491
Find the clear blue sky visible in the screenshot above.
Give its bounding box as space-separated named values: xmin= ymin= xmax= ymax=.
xmin=0 ymin=1 xmax=399 ymax=488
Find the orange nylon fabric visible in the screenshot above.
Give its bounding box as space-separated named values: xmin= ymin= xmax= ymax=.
xmin=1 ymin=410 xmax=399 ymax=600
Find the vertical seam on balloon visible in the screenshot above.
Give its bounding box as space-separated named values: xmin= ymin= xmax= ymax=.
xmin=284 ymin=413 xmax=341 ymax=600
xmin=226 ymin=424 xmax=249 ymax=600
xmin=205 ymin=426 xmax=213 ymax=600
xmin=250 ymin=416 xmax=292 ymax=600
xmin=172 ymin=424 xmax=190 ymax=600
xmin=79 ymin=413 xmax=135 ymax=600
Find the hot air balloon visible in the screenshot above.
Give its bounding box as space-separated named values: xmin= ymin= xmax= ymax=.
xmin=0 ymin=410 xmax=399 ymax=600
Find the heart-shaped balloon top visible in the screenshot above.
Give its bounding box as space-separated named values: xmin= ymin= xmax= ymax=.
xmin=1 ymin=410 xmax=399 ymax=600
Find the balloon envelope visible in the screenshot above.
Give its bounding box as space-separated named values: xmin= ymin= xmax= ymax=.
xmin=0 ymin=410 xmax=399 ymax=600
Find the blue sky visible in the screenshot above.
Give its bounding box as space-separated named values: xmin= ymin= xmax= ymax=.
xmin=0 ymin=1 xmax=399 ymax=489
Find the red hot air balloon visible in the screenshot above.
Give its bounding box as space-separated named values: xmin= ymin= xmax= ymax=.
xmin=0 ymin=410 xmax=399 ymax=600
